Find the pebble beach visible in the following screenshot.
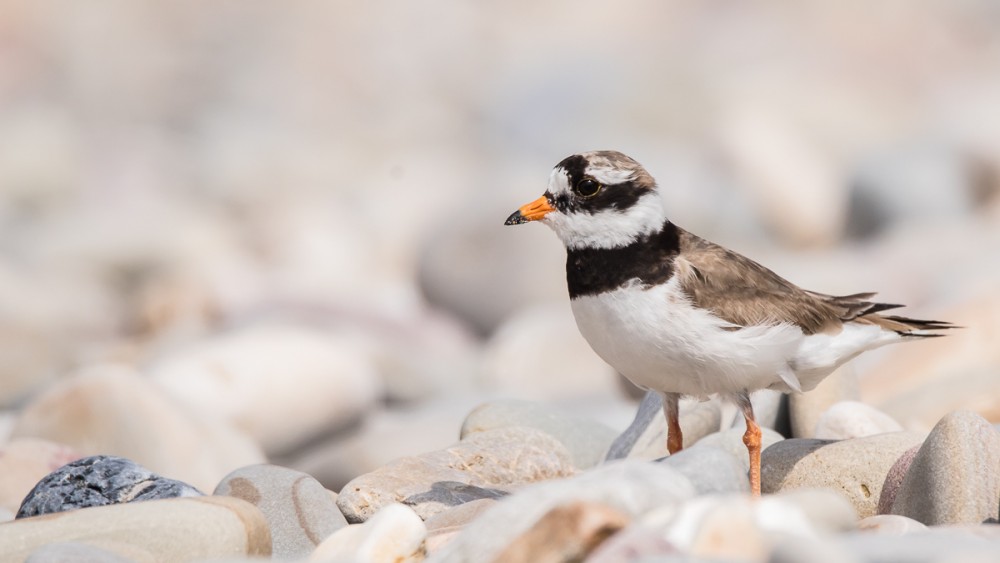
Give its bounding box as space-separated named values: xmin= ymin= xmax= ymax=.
xmin=2 ymin=2 xmax=1000 ymax=562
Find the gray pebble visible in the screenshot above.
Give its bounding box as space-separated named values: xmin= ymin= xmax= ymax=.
xmin=658 ymin=444 xmax=750 ymax=494
xmin=16 ymin=455 xmax=202 ymax=519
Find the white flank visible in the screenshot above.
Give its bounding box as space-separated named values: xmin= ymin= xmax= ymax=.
xmin=570 ymin=277 xmax=902 ymax=397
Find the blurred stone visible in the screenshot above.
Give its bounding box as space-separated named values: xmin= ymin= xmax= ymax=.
xmin=460 ymin=399 xmax=618 ymax=469
xmin=857 ymin=514 xmax=928 ymax=535
xmin=890 ymin=410 xmax=1000 ymax=525
xmin=772 ymin=488 xmax=858 ymax=533
xmin=788 ymin=367 xmax=859 ymax=438
xmin=337 ymin=427 xmax=574 ymax=523
xmin=876 ymin=445 xmax=919 ymax=515
xmin=283 ymin=394 xmax=491 ymax=492
xmin=417 ymin=203 xmax=566 ymax=335
xmin=423 ymin=498 xmax=498 ymax=534
xmin=25 ymin=541 xmax=146 ymax=563
xmin=605 ymin=392 xmax=723 ymax=461
xmin=585 ymin=525 xmax=679 ymax=563
xmin=0 ymin=496 xmax=270 ymax=561
xmin=813 ymin=401 xmax=903 ymax=440
xmin=214 ymin=464 xmax=348 ymax=559
xmin=761 ymin=432 xmax=924 ymax=518
xmin=659 ymin=445 xmax=750 ymax=494
xmin=480 ymin=304 xmax=619 ymax=401
xmin=0 ymin=439 xmax=80 ymax=514
xmin=696 ymin=427 xmax=786 ymax=472
xmin=9 ymin=365 xmax=265 ymax=492
xmin=491 ymin=501 xmax=629 ymax=563
xmin=309 ymin=503 xmax=425 ymax=563
xmin=837 ymin=530 xmax=1000 ymax=563
xmin=430 ymin=460 xmax=694 ymax=562
xmin=149 ymin=323 xmax=383 ymax=455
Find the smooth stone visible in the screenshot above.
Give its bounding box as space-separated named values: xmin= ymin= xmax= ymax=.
xmin=770 ymin=488 xmax=858 ymax=533
xmin=788 ymin=366 xmax=859 ymax=439
xmin=769 ymin=536 xmax=860 ymax=563
xmin=891 ymin=410 xmax=1000 ymax=525
xmin=761 ymin=432 xmax=925 ymax=518
xmin=479 ymin=304 xmax=620 ymax=401
xmin=214 ymin=464 xmax=348 ymax=559
xmin=17 ymin=455 xmax=202 ymax=519
xmin=459 ymin=399 xmax=618 ymax=469
xmin=836 ymin=530 xmax=1000 ymax=563
xmin=309 ymin=503 xmax=426 ymax=563
xmin=25 ymin=541 xmax=149 ymax=562
xmin=876 ymin=445 xmax=920 ymax=515
xmin=9 ymin=364 xmax=265 ymax=492
xmin=0 ymin=496 xmax=271 ymax=561
xmin=857 ymin=514 xmax=928 ymax=535
xmin=149 ymin=323 xmax=384 ymax=455
xmin=605 ymin=391 xmax=723 ymax=461
xmin=427 ymin=460 xmax=696 ymax=562
xmin=337 ymin=427 xmax=575 ymax=522
xmin=0 ymin=438 xmax=79 ymax=514
xmin=658 ymin=444 xmax=750 ymax=494
xmin=585 ymin=525 xmax=678 ymax=563
xmin=423 ymin=498 xmax=498 ymax=533
xmin=813 ymin=401 xmax=903 ymax=440
xmin=695 ymin=427 xmax=786 ymax=472
xmin=491 ymin=501 xmax=629 ymax=563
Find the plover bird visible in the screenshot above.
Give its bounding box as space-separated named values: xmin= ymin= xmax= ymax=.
xmin=504 ymin=150 xmax=953 ymax=496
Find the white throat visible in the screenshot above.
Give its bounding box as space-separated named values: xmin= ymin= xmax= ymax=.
xmin=544 ymin=192 xmax=666 ymax=249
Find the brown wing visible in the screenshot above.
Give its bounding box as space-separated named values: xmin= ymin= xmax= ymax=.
xmin=673 ymin=228 xmax=896 ymax=335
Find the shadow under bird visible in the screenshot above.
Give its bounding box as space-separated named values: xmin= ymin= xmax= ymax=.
xmin=504 ymin=150 xmax=954 ymax=496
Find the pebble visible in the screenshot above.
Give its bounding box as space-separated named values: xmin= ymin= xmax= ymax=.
xmin=0 ymin=438 xmax=79 ymax=515
xmin=337 ymin=426 xmax=575 ymax=522
xmin=460 ymin=399 xmax=619 ymax=469
xmin=836 ymin=529 xmax=1000 ymax=563
xmin=309 ymin=503 xmax=426 ymax=563
xmin=857 ymin=514 xmax=928 ymax=535
xmin=214 ymin=464 xmax=348 ymax=559
xmin=9 ymin=364 xmax=265 ymax=492
xmin=148 ymin=322 xmax=384 ymax=455
xmin=695 ymin=426 xmax=786 ymax=472
xmin=813 ymin=401 xmax=903 ymax=440
xmin=490 ymin=501 xmax=630 ymax=562
xmin=479 ymin=303 xmax=620 ymax=401
xmin=659 ymin=445 xmax=750 ymax=494
xmin=25 ymin=541 xmax=147 ymax=562
xmin=890 ymin=410 xmax=1000 ymax=525
xmin=760 ymin=432 xmax=925 ymax=518
xmin=788 ymin=366 xmax=859 ymax=438
xmin=875 ymin=445 xmax=919 ymax=515
xmin=0 ymin=496 xmax=271 ymax=561
xmin=427 ymin=460 xmax=696 ymax=562
xmin=604 ymin=391 xmax=723 ymax=461
xmin=17 ymin=455 xmax=202 ymax=519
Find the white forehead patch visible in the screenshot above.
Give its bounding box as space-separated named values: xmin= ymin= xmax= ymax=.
xmin=547 ymin=167 xmax=571 ymax=195
xmin=586 ymin=165 xmax=635 ymax=186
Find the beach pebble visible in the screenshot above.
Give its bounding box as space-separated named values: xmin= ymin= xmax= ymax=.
xmin=890 ymin=410 xmax=1000 ymax=525
xmin=423 ymin=499 xmax=498 ymax=555
xmin=0 ymin=496 xmax=271 ymax=561
xmin=337 ymin=426 xmax=574 ymax=522
xmin=480 ymin=304 xmax=619 ymax=401
xmin=25 ymin=541 xmax=146 ymax=562
xmin=9 ymin=365 xmax=265 ymax=492
xmin=584 ymin=525 xmax=679 ymax=563
xmin=214 ymin=464 xmax=348 ymax=559
xmin=788 ymin=367 xmax=859 ymax=438
xmin=428 ymin=460 xmax=696 ymax=562
xmin=695 ymin=427 xmax=786 ymax=472
xmin=0 ymin=438 xmax=80 ymax=515
xmin=149 ymin=323 xmax=383 ymax=455
xmin=16 ymin=455 xmax=202 ymax=519
xmin=309 ymin=503 xmax=426 ymax=563
xmin=857 ymin=514 xmax=928 ymax=535
xmin=491 ymin=501 xmax=630 ymax=562
xmin=760 ymin=432 xmax=924 ymax=518
xmin=836 ymin=529 xmax=1000 ymax=563
xmin=605 ymin=392 xmax=724 ymax=461
xmin=460 ymin=399 xmax=618 ymax=469
xmin=659 ymin=444 xmax=750 ymax=494
xmin=813 ymin=401 xmax=903 ymax=440
xmin=876 ymin=445 xmax=920 ymax=514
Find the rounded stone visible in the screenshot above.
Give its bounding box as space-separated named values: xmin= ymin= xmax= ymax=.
xmin=695 ymin=426 xmax=786 ymax=472
xmin=857 ymin=514 xmax=928 ymax=535
xmin=310 ymin=503 xmax=426 ymax=563
xmin=214 ymin=464 xmax=349 ymax=559
xmin=813 ymin=401 xmax=903 ymax=440
xmin=876 ymin=445 xmax=920 ymax=515
xmin=659 ymin=444 xmax=750 ymax=494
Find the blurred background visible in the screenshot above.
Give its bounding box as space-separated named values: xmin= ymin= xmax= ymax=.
xmin=1 ymin=1 xmax=999 ymax=501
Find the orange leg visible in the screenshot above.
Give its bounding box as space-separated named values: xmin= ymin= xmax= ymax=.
xmin=663 ymin=393 xmax=683 ymax=455
xmin=738 ymin=393 xmax=762 ymax=496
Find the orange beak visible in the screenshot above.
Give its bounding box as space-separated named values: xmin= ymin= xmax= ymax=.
xmin=504 ymin=196 xmax=554 ymax=225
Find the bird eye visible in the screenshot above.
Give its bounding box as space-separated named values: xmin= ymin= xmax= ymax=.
xmin=575 ymin=178 xmax=602 ymax=198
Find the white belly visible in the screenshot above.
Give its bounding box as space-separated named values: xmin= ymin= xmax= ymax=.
xmin=570 ymin=278 xmax=818 ymax=397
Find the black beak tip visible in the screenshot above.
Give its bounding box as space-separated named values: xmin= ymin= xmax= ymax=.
xmin=504 ymin=210 xmax=525 ymax=226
